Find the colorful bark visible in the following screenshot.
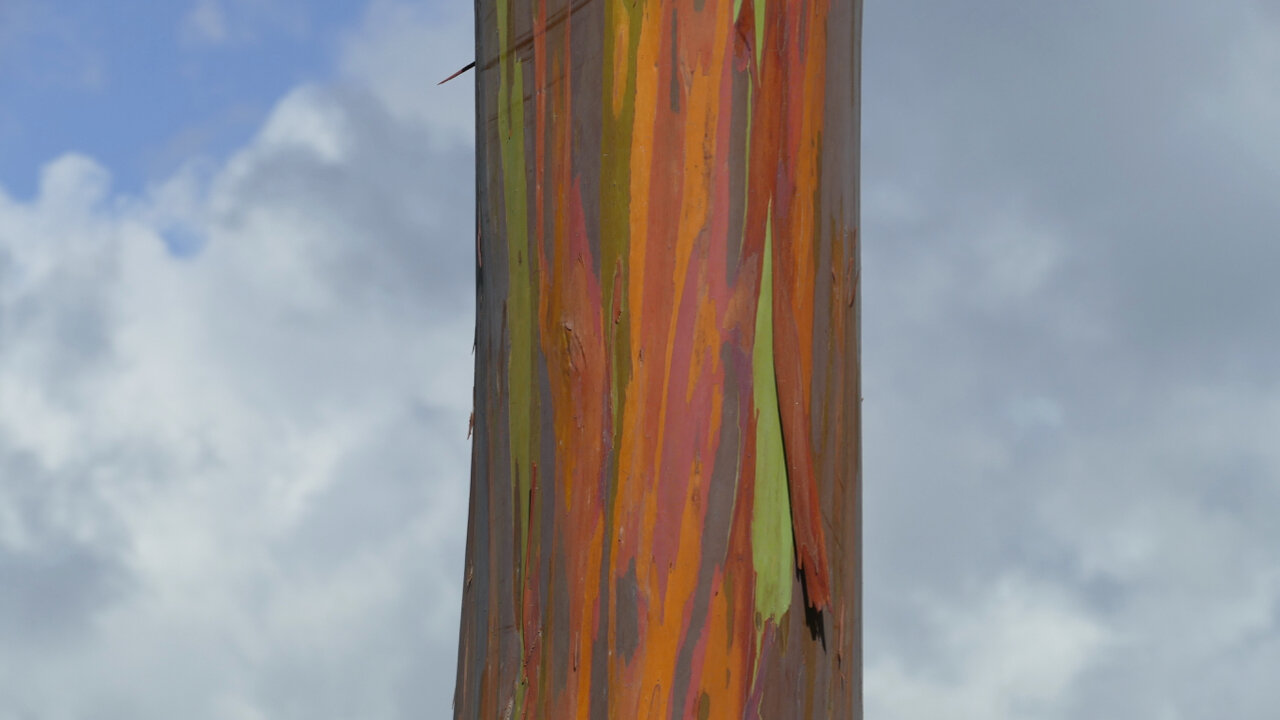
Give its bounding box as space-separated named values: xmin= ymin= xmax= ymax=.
xmin=456 ymin=0 xmax=861 ymax=716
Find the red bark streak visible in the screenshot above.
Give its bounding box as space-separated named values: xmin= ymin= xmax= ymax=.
xmin=773 ymin=273 xmax=831 ymax=609
xmin=458 ymin=0 xmax=860 ymax=715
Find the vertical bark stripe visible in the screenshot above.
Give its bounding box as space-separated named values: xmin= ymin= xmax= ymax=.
xmin=458 ymin=0 xmax=861 ymax=716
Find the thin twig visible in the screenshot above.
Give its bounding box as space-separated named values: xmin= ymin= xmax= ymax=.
xmin=438 ymin=61 xmax=476 ymax=85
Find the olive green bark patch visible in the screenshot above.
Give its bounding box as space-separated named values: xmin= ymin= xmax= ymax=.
xmin=750 ymin=213 xmax=794 ymax=625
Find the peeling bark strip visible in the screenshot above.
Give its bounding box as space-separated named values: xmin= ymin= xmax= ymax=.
xmin=455 ymin=0 xmax=861 ymax=716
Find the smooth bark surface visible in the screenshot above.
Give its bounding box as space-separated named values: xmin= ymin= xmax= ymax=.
xmin=455 ymin=0 xmax=861 ymax=716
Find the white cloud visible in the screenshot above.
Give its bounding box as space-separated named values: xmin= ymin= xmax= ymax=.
xmin=0 ymin=2 xmax=474 ymax=717
xmin=339 ymin=0 xmax=475 ymax=148
xmin=179 ymin=0 xmax=310 ymax=48
xmin=257 ymin=86 xmax=351 ymax=165
xmin=862 ymin=5 xmax=1280 ymax=717
xmin=867 ymin=577 xmax=1108 ymax=720
xmin=182 ymin=0 xmax=230 ymax=45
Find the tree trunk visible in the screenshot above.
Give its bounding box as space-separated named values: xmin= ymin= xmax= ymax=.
xmin=454 ymin=0 xmax=861 ymax=716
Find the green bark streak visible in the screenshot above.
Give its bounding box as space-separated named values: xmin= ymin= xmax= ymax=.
xmin=497 ymin=0 xmax=533 ymax=572
xmin=496 ymin=2 xmax=533 ymax=713
xmin=600 ymin=0 xmax=642 ymax=452
xmin=751 ymin=212 xmax=793 ymax=625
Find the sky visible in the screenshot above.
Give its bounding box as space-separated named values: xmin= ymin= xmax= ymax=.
xmin=0 ymin=0 xmax=1277 ymax=718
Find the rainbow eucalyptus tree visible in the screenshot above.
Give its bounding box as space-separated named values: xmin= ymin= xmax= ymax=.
xmin=454 ymin=0 xmax=861 ymax=715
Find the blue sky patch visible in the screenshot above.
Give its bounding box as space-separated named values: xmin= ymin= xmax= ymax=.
xmin=0 ymin=0 xmax=364 ymax=199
